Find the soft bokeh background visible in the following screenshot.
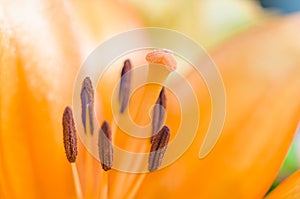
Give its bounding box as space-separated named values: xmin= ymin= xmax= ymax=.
xmin=70 ymin=0 xmax=268 ymax=50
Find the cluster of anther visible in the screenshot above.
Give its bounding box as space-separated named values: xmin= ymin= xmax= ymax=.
xmin=62 ymin=53 xmax=171 ymax=172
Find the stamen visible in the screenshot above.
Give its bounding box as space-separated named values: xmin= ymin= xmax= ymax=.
xmin=62 ymin=106 xmax=83 ymax=199
xmin=80 ymin=76 xmax=94 ymax=134
xmin=71 ymin=164 xmax=83 ymax=199
xmin=98 ymin=121 xmax=113 ymax=171
xmin=62 ymin=106 xmax=77 ymax=163
xmin=148 ymin=126 xmax=170 ymax=172
xmin=151 ymin=87 xmax=166 ymax=143
xmin=119 ymin=59 xmax=132 ymax=113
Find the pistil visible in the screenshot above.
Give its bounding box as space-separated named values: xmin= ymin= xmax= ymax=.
xmin=110 ymin=50 xmax=176 ymax=199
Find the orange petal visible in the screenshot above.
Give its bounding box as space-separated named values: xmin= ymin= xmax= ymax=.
xmin=266 ymin=170 xmax=300 ymax=199
xmin=134 ymin=13 xmax=300 ymax=199
xmin=0 ymin=0 xmax=81 ymax=198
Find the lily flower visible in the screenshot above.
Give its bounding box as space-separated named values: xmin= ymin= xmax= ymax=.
xmin=1 ymin=1 xmax=300 ymax=199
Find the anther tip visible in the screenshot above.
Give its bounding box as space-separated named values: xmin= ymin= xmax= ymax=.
xmin=83 ymin=76 xmax=92 ymax=84
xmin=63 ymin=106 xmax=72 ymax=115
xmin=101 ymin=120 xmax=111 ymax=138
xmin=161 ymin=125 xmax=170 ymax=133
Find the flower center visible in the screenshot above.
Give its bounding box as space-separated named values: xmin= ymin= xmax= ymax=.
xmin=62 ymin=50 xmax=177 ymax=199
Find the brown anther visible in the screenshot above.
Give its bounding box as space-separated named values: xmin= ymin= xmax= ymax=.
xmin=151 ymin=87 xmax=167 ymax=143
xmin=80 ymin=76 xmax=94 ymax=134
xmin=148 ymin=126 xmax=170 ymax=172
xmin=119 ymin=59 xmax=132 ymax=113
xmin=98 ymin=121 xmax=113 ymax=171
xmin=62 ymin=106 xmax=78 ymax=163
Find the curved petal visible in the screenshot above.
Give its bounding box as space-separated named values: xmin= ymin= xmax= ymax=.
xmin=0 ymin=0 xmax=82 ymax=198
xmin=134 ymin=13 xmax=300 ymax=198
